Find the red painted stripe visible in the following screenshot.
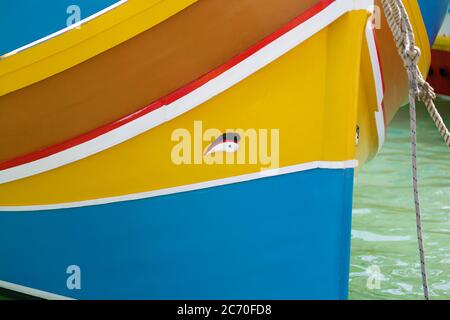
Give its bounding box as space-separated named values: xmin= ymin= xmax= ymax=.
xmin=0 ymin=0 xmax=335 ymax=171
xmin=427 ymin=49 xmax=450 ymax=97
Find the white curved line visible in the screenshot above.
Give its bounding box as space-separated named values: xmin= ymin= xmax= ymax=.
xmin=1 ymin=0 xmax=128 ymax=59
xmin=0 ymin=280 xmax=73 ymax=300
xmin=0 ymin=160 xmax=358 ymax=212
xmin=365 ymin=21 xmax=386 ymax=151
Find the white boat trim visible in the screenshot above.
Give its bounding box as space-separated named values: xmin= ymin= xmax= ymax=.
xmin=1 ymin=0 xmax=128 ymax=59
xmin=365 ymin=21 xmax=386 ymax=151
xmin=0 ymin=0 xmax=373 ymax=185
xmin=0 ymin=160 xmax=358 ymax=212
xmin=0 ymin=280 xmax=74 ymax=300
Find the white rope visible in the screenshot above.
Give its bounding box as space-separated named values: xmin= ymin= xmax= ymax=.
xmin=380 ymin=0 xmax=446 ymax=300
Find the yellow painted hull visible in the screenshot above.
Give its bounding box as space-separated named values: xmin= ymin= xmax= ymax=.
xmin=0 ymin=0 xmax=431 ymax=207
xmin=434 ymin=35 xmax=450 ymax=52
xmin=0 ymin=0 xmax=199 ymax=96
xmin=0 ymin=0 xmax=438 ymax=300
xmin=0 ymin=11 xmax=366 ymax=206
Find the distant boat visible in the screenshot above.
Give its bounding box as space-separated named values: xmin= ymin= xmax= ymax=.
xmin=0 ymin=0 xmax=448 ymax=299
xmin=428 ymin=6 xmax=450 ymax=97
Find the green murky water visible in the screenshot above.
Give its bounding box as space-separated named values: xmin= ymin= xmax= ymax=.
xmin=0 ymin=101 xmax=448 ymax=301
xmin=0 ymin=293 xmax=12 ymax=300
xmin=349 ymin=99 xmax=450 ymax=300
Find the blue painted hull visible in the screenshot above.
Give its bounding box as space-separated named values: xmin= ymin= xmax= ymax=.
xmin=2 ymin=1 xmax=449 ymax=56
xmin=0 ymin=168 xmax=354 ymax=299
xmin=418 ymin=0 xmax=450 ymax=45
xmin=0 ymin=0 xmax=117 ymax=55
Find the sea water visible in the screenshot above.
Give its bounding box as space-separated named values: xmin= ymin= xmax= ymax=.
xmin=350 ymin=99 xmax=450 ymax=299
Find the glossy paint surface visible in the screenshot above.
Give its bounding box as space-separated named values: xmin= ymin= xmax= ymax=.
xmin=418 ymin=0 xmax=450 ymax=45
xmin=0 ymin=168 xmax=354 ymax=299
xmin=0 ymin=0 xmax=118 ymax=55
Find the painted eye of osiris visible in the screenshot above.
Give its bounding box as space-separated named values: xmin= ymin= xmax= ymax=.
xmin=205 ymin=132 xmax=241 ymax=156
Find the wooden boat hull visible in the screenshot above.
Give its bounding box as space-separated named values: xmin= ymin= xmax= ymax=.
xmin=418 ymin=0 xmax=450 ymax=44
xmin=0 ymin=0 xmax=322 ymax=163
xmin=427 ymin=7 xmax=450 ymax=97
xmin=428 ymin=47 xmax=450 ymax=97
xmin=0 ymin=0 xmax=445 ymax=299
xmin=0 ymin=167 xmax=354 ymax=299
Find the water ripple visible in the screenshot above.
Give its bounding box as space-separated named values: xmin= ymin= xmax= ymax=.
xmin=350 ymin=101 xmax=450 ymax=300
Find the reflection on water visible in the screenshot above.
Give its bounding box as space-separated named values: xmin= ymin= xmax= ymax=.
xmin=350 ymin=99 xmax=450 ymax=300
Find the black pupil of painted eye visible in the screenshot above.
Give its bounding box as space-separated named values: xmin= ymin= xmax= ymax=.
xmin=219 ymin=133 xmax=239 ymax=145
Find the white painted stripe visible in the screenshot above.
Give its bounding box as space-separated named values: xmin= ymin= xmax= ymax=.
xmin=0 ymin=0 xmax=372 ymax=184
xmin=365 ymin=21 xmax=386 ymax=151
xmin=0 ymin=160 xmax=358 ymax=212
xmin=0 ymin=280 xmax=74 ymax=300
xmin=1 ymin=0 xmax=128 ymax=59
